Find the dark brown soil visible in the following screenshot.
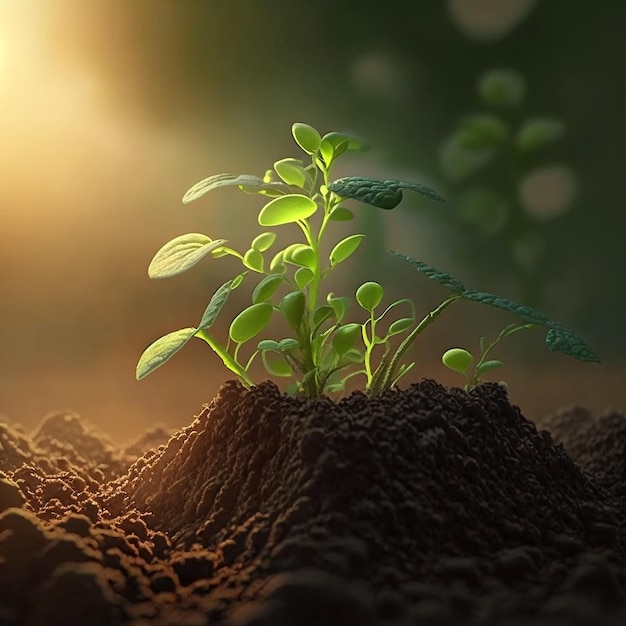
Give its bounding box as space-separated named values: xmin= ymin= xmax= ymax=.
xmin=1 ymin=379 xmax=625 ymax=625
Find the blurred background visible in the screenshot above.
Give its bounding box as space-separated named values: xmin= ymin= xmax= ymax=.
xmin=1 ymin=0 xmax=624 ymax=440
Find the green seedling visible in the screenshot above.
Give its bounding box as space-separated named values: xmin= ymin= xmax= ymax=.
xmin=136 ymin=123 xmax=600 ymax=398
xmin=442 ymin=322 xmax=536 ymax=391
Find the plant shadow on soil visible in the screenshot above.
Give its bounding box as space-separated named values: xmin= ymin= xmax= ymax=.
xmin=0 ymin=379 xmax=625 ymax=625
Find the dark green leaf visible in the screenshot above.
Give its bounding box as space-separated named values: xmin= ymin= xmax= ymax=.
xmin=516 ymin=118 xmax=564 ymax=152
xmin=478 ymin=69 xmax=526 ymax=108
xmin=545 ymin=325 xmax=601 ymax=363
xmin=328 ymin=177 xmax=443 ymax=209
xmin=391 ymin=252 xmax=467 ymax=293
xmin=456 ymin=115 xmax=509 ymax=150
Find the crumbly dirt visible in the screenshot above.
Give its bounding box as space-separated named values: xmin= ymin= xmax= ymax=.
xmin=0 ymin=379 xmax=625 ymax=625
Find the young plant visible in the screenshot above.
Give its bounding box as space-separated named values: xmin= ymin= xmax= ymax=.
xmin=441 ymin=322 xmax=536 ymax=391
xmin=136 ymin=123 xmax=600 ymax=398
xmin=136 ymin=123 xmax=444 ymax=397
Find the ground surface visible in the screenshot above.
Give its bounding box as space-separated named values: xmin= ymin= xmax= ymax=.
xmin=0 ymin=379 xmax=625 ymax=625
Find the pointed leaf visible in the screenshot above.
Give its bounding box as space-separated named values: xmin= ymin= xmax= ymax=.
xmin=278 ymin=338 xmax=300 ymax=352
xmin=183 ymin=173 xmax=284 ymax=204
xmin=243 ymin=248 xmax=264 ymax=272
xmin=545 ymin=326 xmax=601 ymax=363
xmin=330 ymin=234 xmax=365 ymax=266
xmin=328 ymin=177 xmax=443 ymax=209
xmin=251 ymin=232 xmax=276 ymax=252
xmin=391 ymin=252 xmax=467 ymax=293
xmin=148 ymin=234 xmax=228 ymax=279
xmin=294 ymin=267 xmax=314 ymax=288
xmin=329 ymin=207 xmax=354 ymax=222
xmin=136 ymin=327 xmax=197 ymax=380
xmin=327 ymin=294 xmax=350 ymax=323
xmin=258 ymin=339 xmax=280 ymax=351
xmin=252 ymin=274 xmax=284 ymax=303
xmin=258 ymin=194 xmax=317 ymax=226
xmin=197 ymin=277 xmax=238 ymax=330
xmin=476 ymin=360 xmax=504 ymax=376
xmin=229 ymin=303 xmax=273 ymax=344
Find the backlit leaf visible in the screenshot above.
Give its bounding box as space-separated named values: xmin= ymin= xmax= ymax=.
xmin=182 ymin=173 xmax=284 ymax=204
xmin=332 ymin=323 xmax=360 ymax=357
xmin=243 ymin=248 xmax=264 ymax=272
xmin=294 ymin=267 xmax=314 ymax=288
xmin=197 ymin=278 xmax=238 ymax=330
xmin=251 ymin=232 xmax=276 ymax=252
xmin=148 ymin=234 xmax=228 ymax=279
xmin=292 ymin=123 xmax=322 ymax=154
xmin=274 ymin=158 xmax=307 ymax=188
xmin=356 ymin=281 xmax=383 ymax=312
xmin=252 ymin=274 xmax=283 ymax=303
xmin=258 ymin=194 xmax=317 ymax=226
xmin=136 ymin=327 xmax=197 ymax=380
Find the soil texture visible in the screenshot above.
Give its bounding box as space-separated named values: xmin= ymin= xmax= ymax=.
xmin=1 ymin=379 xmax=625 ymax=625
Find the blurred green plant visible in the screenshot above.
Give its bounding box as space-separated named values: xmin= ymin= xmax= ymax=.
xmin=440 ymin=69 xmax=574 ymax=304
xmin=136 ymin=123 xmax=599 ymax=397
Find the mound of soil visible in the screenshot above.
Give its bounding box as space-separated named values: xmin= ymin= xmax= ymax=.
xmin=1 ymin=379 xmax=625 ymax=625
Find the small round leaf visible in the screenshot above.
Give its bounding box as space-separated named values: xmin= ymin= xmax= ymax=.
xmin=259 ymin=194 xmax=317 ymax=226
xmin=356 ymin=281 xmax=383 ymax=312
xmin=229 ymin=303 xmax=273 ymax=344
xmin=442 ymin=348 xmax=473 ymax=373
xmin=292 ymin=123 xmax=322 ymax=154
xmin=329 ymin=207 xmax=354 ymax=222
xmin=387 ymin=317 xmax=414 ymax=337
xmin=274 ymin=158 xmax=307 ymax=188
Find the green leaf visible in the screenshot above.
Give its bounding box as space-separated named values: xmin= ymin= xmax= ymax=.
xmin=291 ymin=246 xmax=317 ymax=270
xmin=327 ymin=294 xmax=350 ymax=323
xmin=340 ymin=348 xmax=364 ymax=364
xmin=251 ymin=232 xmax=276 ymax=252
xmin=258 ymin=194 xmax=317 ymax=226
xmin=294 ymin=267 xmax=314 ymax=288
xmin=148 ymin=234 xmax=228 ymax=279
xmin=320 ymin=136 xmax=349 ymax=165
xmin=516 ymin=118 xmax=564 ymax=152
xmin=328 ymin=177 xmax=443 ymax=209
xmin=252 ymin=274 xmax=283 ymax=303
xmin=321 ymin=131 xmax=368 ymax=153
xmin=457 ymin=187 xmax=508 ymax=236
xmin=329 ymin=207 xmax=354 ymax=222
xmin=545 ymin=325 xmax=601 ymax=363
xmin=391 ymin=252 xmax=467 ymax=293
xmin=269 ymin=250 xmax=286 ymax=274
xmin=478 ymin=69 xmax=526 ymax=108
xmin=229 ymin=303 xmax=273 ymax=344
xmin=182 ymin=173 xmax=285 ymax=204
xmin=479 ymin=337 xmax=489 ymax=353
xmin=442 ymin=348 xmax=473 ymax=373
xmin=243 ymin=248 xmax=264 ymax=272
xmin=292 ymin=123 xmax=322 ymax=154
xmin=312 ymin=305 xmax=334 ymax=330
xmin=329 ymin=234 xmax=365 ymax=267
xmin=279 ymin=291 xmax=306 ymax=330
xmin=332 ymin=323 xmax=361 ymax=357
xmin=278 ymin=338 xmax=299 ymax=351
xmin=262 ymin=351 xmax=292 ymax=377
xmin=476 ymin=360 xmax=504 ymax=376
xmin=197 ymin=278 xmax=238 ymax=330
xmin=356 ymin=281 xmax=384 ymax=312
xmin=258 ymin=339 xmax=280 ymax=351
xmin=136 ymin=327 xmax=197 ymax=380
xmin=274 ymin=158 xmax=307 ymax=188
xmin=387 ymin=317 xmax=414 ymax=337
xmin=456 ymin=115 xmax=509 ymax=150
